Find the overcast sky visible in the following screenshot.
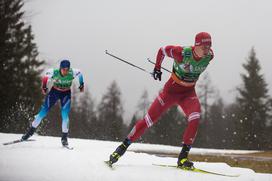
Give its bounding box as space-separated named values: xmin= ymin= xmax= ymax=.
xmin=24 ymin=0 xmax=272 ymax=120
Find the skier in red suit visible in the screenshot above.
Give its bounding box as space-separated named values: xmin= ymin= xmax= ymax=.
xmin=108 ymin=32 xmax=214 ymax=168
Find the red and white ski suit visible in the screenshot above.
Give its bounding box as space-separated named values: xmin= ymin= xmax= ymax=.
xmin=127 ymin=45 xmax=214 ymax=145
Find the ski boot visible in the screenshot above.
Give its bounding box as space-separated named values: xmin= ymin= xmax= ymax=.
xmin=177 ymin=144 xmax=194 ymax=169
xmin=61 ymin=133 xmax=69 ymax=146
xmin=21 ymin=127 xmax=36 ymax=141
xmin=108 ymin=138 xmax=131 ymax=166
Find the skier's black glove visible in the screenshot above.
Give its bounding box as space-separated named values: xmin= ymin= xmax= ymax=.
xmin=153 ymin=68 xmax=162 ymax=81
xmin=42 ymin=87 xmax=48 ymax=95
xmin=79 ymin=84 xmax=84 ymax=92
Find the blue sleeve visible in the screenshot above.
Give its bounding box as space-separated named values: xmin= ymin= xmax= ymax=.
xmin=78 ymin=73 xmax=84 ymax=86
xmin=73 ymin=69 xmax=84 ymax=86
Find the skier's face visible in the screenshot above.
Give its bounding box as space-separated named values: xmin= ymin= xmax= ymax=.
xmin=196 ymin=45 xmax=211 ymax=57
xmin=201 ymin=45 xmax=211 ymax=56
xmin=60 ymin=68 xmax=69 ymax=76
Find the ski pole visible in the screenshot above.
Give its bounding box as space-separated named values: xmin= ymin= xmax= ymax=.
xmin=105 ymin=50 xmax=153 ymax=75
xmin=147 ymin=58 xmax=172 ymax=74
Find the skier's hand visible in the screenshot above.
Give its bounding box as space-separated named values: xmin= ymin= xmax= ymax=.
xmin=79 ymin=84 xmax=84 ymax=92
xmin=42 ymin=87 xmax=48 ymax=95
xmin=153 ymin=68 xmax=162 ymax=81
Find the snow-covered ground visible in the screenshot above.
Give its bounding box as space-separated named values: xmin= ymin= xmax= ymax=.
xmin=129 ymin=141 xmax=260 ymax=155
xmin=0 ymin=133 xmax=271 ymax=181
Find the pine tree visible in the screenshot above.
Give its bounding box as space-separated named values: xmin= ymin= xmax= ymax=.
xmin=195 ymin=72 xmax=216 ymax=147
xmin=234 ymin=48 xmax=271 ymax=150
xmin=128 ymin=114 xmax=138 ymax=131
xmin=196 ymin=72 xmax=215 ymax=122
xmin=70 ymin=87 xmax=97 ymax=139
xmin=0 ymin=0 xmax=44 ymax=133
xmin=137 ymin=89 xmax=150 ymax=118
xmin=126 ymin=90 xmax=150 ymax=143
xmin=97 ymin=81 xmax=125 ymax=141
xmin=224 ymin=103 xmax=242 ymax=149
xmin=203 ymin=97 xmax=236 ymax=149
xmin=266 ymin=99 xmax=272 ymax=149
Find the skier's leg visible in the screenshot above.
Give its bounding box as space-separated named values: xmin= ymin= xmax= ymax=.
xmin=177 ymin=89 xmax=201 ymax=168
xmin=22 ymin=90 xmax=58 ymax=140
xmin=109 ymin=91 xmax=175 ymax=165
xmin=21 ymin=127 xmax=36 ymax=141
xmin=60 ymin=92 xmax=71 ymax=146
xmin=180 ymin=94 xmax=201 ymax=145
xmin=32 ymin=90 xmax=59 ymax=128
xmin=128 ymin=92 xmax=175 ymax=141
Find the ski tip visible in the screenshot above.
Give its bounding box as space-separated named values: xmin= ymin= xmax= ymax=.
xmin=63 ymin=145 xmax=74 ymax=150
xmin=104 ymin=160 xmax=113 ymax=168
xmin=26 ymin=139 xmax=36 ymax=142
xmin=2 ymin=138 xmax=35 ymax=146
xmin=104 ymin=160 xmax=111 ymax=166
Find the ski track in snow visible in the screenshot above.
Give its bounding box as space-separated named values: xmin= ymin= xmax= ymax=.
xmin=0 ymin=133 xmax=271 ymax=181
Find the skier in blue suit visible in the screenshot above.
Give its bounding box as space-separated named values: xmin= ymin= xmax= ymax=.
xmin=21 ymin=59 xmax=84 ymax=146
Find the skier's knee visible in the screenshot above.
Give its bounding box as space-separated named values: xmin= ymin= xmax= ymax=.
xmin=144 ymin=113 xmax=154 ymax=128
xmin=187 ymin=112 xmax=200 ymax=122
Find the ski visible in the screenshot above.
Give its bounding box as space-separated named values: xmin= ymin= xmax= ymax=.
xmin=3 ymin=139 xmax=35 ymax=146
xmin=104 ymin=161 xmax=115 ymax=170
xmin=63 ymin=145 xmax=74 ymax=150
xmin=152 ymin=164 xmax=240 ymax=177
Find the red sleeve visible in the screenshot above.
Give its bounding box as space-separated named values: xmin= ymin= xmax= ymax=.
xmin=42 ymin=76 xmax=48 ymax=88
xmin=155 ymin=45 xmax=183 ymax=69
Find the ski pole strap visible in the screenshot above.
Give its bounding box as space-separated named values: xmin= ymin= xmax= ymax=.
xmin=171 ymin=73 xmax=196 ymax=87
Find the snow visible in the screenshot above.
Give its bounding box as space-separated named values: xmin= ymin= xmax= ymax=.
xmin=0 ymin=133 xmax=271 ymax=181
xmin=130 ymin=142 xmax=260 ymax=156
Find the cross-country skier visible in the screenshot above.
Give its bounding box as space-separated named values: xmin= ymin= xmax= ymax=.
xmin=21 ymin=59 xmax=84 ymax=146
xmin=108 ymin=32 xmax=214 ymax=168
